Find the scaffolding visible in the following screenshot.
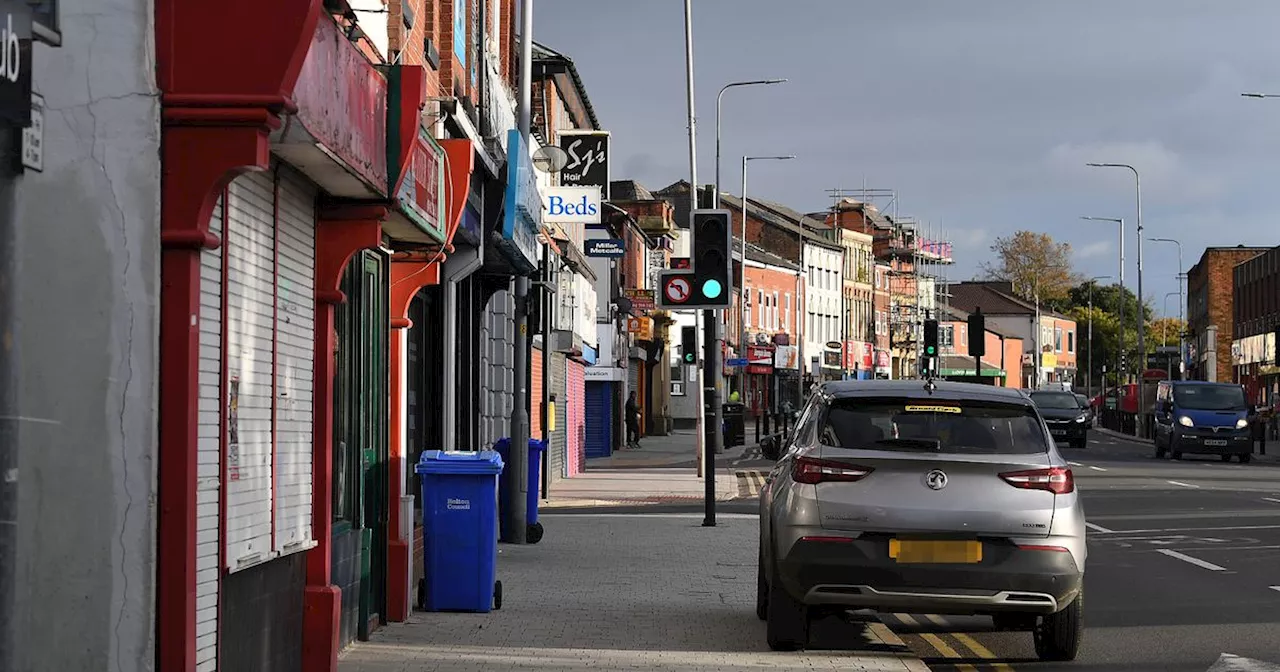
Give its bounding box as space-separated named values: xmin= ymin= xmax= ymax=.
xmin=826 ymin=187 xmax=954 ymax=379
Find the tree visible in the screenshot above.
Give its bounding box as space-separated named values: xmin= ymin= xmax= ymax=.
xmin=979 ymin=231 xmax=1079 ymax=305
xmin=1148 ymin=317 xmax=1187 ymax=349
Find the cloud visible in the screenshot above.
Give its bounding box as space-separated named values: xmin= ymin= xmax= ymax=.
xmin=1074 ymin=240 xmax=1113 ymax=260
xmin=1043 ymin=140 xmax=1227 ymax=205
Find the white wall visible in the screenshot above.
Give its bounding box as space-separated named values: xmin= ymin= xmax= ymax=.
xmin=14 ymin=2 xmax=159 ymax=668
xmin=803 ymin=243 xmax=844 ymax=367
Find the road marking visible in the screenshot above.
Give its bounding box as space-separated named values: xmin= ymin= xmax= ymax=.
xmin=1263 ymin=498 xmax=1280 ymax=505
xmin=1068 ymin=461 xmax=1083 ymax=466
xmin=1157 ymin=548 xmax=1228 ymax=571
xmin=1207 ymin=653 xmax=1280 ymax=671
xmin=1085 ymin=521 xmax=1114 ymax=534
xmin=918 ymin=632 xmax=978 ymax=671
xmin=1167 ymin=480 xmax=1201 ymax=488
xmin=1271 ymin=586 xmax=1280 ymax=593
xmin=1086 ymin=524 xmax=1280 ymax=535
xmin=1089 ymin=465 xmax=1108 ymax=471
xmin=951 ymin=631 xmax=1013 ymax=670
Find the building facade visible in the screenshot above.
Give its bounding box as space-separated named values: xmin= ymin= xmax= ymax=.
xmin=841 ymin=229 xmax=876 ymax=379
xmin=950 ymin=282 xmax=1078 ymax=388
xmin=1188 ymin=246 xmax=1270 ymax=383
xmin=1231 ymin=245 xmax=1280 ymax=406
xmin=11 ymin=2 xmax=157 ymax=669
xmin=937 ymin=307 xmax=1026 ymax=387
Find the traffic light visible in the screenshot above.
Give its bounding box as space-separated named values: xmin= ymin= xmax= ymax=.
xmin=968 ymin=308 xmax=986 ymax=359
xmin=681 ymin=325 xmax=698 ymax=365
xmin=923 ymin=319 xmax=939 ymax=357
xmin=691 ymin=209 xmax=732 ymax=308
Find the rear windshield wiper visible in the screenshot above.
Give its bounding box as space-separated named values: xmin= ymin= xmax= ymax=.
xmin=871 ymin=438 xmax=941 ymax=452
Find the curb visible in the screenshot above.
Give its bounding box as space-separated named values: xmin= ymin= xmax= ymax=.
xmin=1095 ymin=426 xmax=1280 ymax=463
xmin=1096 ymin=426 xmax=1152 ymax=445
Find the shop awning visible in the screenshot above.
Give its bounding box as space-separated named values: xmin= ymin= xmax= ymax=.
xmin=938 ymin=354 xmax=1004 ymax=378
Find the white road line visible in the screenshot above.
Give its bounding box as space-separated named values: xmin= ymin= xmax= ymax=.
xmin=1089 ymin=465 xmax=1108 ymax=472
xmin=1084 ymin=521 xmax=1114 ymax=534
xmin=1263 ymin=498 xmax=1280 ymax=505
xmin=1271 ymin=586 xmax=1280 ymax=593
xmin=1068 ymin=461 xmax=1083 ymax=467
xmin=1157 ymin=549 xmax=1228 ymax=571
xmin=1090 ymin=524 xmax=1280 ymax=535
xmin=1167 ymin=480 xmax=1200 ymax=488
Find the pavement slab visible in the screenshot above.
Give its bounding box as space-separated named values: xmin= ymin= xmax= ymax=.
xmin=339 ymin=513 xmax=928 ymax=672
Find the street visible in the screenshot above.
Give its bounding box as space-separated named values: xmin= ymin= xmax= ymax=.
xmin=544 ymin=431 xmax=1280 ymax=671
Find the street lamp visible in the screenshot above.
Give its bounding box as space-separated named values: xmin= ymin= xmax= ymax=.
xmin=1148 ymin=237 xmax=1184 ymax=324
xmin=1081 ymin=216 xmax=1126 ymax=385
xmin=1242 ymin=92 xmax=1280 ymax=99
xmin=1031 ymin=264 xmax=1070 ymax=388
xmin=738 ymin=155 xmax=794 ymax=398
xmin=1162 ymin=292 xmax=1181 ymax=344
xmin=1087 ymin=162 xmax=1146 ymax=435
xmin=713 ymin=79 xmax=787 ymax=209
xmin=1087 ymin=275 xmax=1112 ymax=399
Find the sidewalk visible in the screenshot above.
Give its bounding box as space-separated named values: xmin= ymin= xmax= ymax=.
xmin=338 ymin=514 xmax=928 ymax=672
xmin=541 ymin=430 xmax=747 ymax=509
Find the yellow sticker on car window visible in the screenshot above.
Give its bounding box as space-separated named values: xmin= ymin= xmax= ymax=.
xmin=904 ymin=404 xmax=962 ymax=414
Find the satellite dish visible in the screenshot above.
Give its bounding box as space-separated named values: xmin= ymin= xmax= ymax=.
xmin=533 ymin=145 xmax=569 ymax=173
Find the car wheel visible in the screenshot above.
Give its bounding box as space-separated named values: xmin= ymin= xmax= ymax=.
xmin=1222 ymin=454 xmax=1233 ymax=462
xmin=1034 ymin=589 xmax=1083 ymax=661
xmin=1240 ymin=453 xmax=1252 ymax=464
xmin=756 ymin=549 xmax=768 ymax=621
xmin=766 ymin=567 xmax=810 ymax=651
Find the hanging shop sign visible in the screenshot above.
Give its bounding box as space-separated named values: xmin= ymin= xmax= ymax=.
xmin=543 ymin=185 xmax=601 ymax=224
xmin=623 ymin=288 xmax=655 ymax=313
xmin=585 ymin=238 xmax=625 ymax=258
xmin=500 ymin=128 xmax=542 ymax=272
xmin=0 ymin=3 xmax=33 ymax=128
xmin=557 ymin=130 xmax=610 ymax=199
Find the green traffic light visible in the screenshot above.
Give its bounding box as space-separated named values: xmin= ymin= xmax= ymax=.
xmin=926 ymin=346 xmax=936 ymax=355
xmin=701 ymin=278 xmax=723 ymax=299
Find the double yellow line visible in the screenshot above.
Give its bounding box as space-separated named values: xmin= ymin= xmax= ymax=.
xmin=734 ymin=470 xmax=768 ymax=498
xmin=891 ymin=613 xmax=1013 ymax=671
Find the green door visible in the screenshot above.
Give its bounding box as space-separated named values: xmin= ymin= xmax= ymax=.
xmin=357 ymin=250 xmax=389 ymax=640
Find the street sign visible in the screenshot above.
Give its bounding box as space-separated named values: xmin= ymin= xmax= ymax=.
xmin=727 ymin=358 xmax=748 ymax=366
xmin=0 ymin=2 xmax=33 ymax=128
xmin=662 ymin=274 xmax=691 ymax=305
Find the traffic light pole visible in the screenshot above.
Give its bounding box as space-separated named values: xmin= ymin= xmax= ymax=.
xmin=703 ymin=309 xmax=721 ymax=527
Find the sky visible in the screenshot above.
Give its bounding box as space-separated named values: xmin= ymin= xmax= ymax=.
xmin=533 ymin=0 xmax=1280 ymax=317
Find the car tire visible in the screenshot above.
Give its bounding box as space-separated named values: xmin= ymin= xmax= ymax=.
xmin=756 ymin=549 xmax=768 ymax=621
xmin=1034 ymin=589 xmax=1083 ymax=661
xmin=766 ymin=568 xmax=809 ymax=651
xmin=1155 ymin=435 xmax=1167 ymax=459
xmin=1240 ymin=453 xmax=1252 ymax=464
xmin=1222 ymin=454 xmax=1233 ymax=462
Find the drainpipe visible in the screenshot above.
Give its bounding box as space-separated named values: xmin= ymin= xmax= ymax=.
xmin=0 ymin=141 xmax=18 ymax=672
xmin=540 ymin=245 xmax=552 ymax=495
xmin=443 ymin=246 xmax=483 ymax=451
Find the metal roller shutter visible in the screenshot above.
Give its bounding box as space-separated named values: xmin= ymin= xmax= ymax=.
xmin=548 ymin=353 xmax=567 ymax=479
xmin=566 ymin=360 xmax=586 ymax=476
xmin=585 ymin=381 xmax=613 ymax=458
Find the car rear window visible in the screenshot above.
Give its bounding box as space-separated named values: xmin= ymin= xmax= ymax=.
xmin=1029 ymin=392 xmax=1080 ymax=409
xmin=820 ymin=397 xmax=1049 ymax=455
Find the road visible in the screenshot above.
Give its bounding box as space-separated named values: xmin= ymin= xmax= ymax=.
xmin=555 ymin=430 xmax=1280 ymax=670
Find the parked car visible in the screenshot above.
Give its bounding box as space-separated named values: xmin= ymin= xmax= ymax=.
xmin=1029 ymin=390 xmax=1091 ymax=449
xmin=757 ymin=380 xmax=1085 ymax=660
xmin=1153 ymin=380 xmax=1253 ymax=462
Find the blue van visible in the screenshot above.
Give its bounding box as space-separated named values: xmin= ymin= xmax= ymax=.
xmin=1153 ymin=380 xmax=1253 ymax=462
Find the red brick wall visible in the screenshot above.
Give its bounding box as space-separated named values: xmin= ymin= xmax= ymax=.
xmin=1189 ymin=248 xmax=1267 ymax=380
xmin=730 ymin=207 xmax=801 ymax=262
xmin=391 ymin=0 xmax=444 ymax=98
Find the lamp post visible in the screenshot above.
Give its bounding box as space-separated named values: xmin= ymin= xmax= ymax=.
xmin=1087 ymin=162 xmax=1146 ymax=436
xmin=713 ymin=79 xmax=787 ymax=210
xmin=1242 ymin=92 xmax=1280 ymax=99
xmin=1148 ymin=237 xmax=1183 ymax=324
xmin=1081 ymin=216 xmax=1126 ymax=384
xmin=1088 ymin=275 xmax=1112 ymax=399
xmin=738 ymin=155 xmax=794 ymax=398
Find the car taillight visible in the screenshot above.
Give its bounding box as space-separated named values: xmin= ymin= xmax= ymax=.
xmin=792 ymin=457 xmax=873 ymax=484
xmin=999 ymin=467 xmax=1074 ymax=494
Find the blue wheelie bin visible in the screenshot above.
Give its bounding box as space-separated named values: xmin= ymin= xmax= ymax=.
xmin=415 ymin=450 xmax=505 ymax=612
xmin=493 ymin=438 xmax=547 ymax=544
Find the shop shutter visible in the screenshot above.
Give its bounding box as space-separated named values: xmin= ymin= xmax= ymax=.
xmin=195 ymin=194 xmax=224 ymax=669
xmin=223 ymin=170 xmax=278 ymax=570
xmin=548 ymin=353 xmax=566 ymax=479
xmin=566 ymin=360 xmax=586 ymax=476
xmin=531 ymin=346 xmax=543 ymax=440
xmin=628 ymin=358 xmax=641 ymax=399
xmin=585 ymin=381 xmax=613 ymax=458
xmin=273 ymin=168 xmax=317 ymax=554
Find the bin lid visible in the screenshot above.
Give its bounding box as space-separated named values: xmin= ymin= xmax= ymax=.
xmin=415 ymin=450 xmax=505 ymax=475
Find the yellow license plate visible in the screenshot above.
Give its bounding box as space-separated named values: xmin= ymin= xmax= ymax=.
xmin=889 ymin=539 xmax=983 ymax=564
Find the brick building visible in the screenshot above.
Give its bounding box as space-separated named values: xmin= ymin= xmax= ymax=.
xmin=1187 ymin=246 xmax=1269 ymax=382
xmin=936 ymin=306 xmax=1026 ymax=387
xmin=1230 ymin=245 xmax=1280 ymax=405
xmin=950 ymin=282 xmax=1078 ymax=388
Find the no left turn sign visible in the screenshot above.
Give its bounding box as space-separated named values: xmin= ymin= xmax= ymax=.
xmin=664 ymin=276 xmax=691 ymax=304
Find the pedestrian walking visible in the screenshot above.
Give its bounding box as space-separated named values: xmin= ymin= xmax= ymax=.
xmin=625 ymin=391 xmax=641 ymax=449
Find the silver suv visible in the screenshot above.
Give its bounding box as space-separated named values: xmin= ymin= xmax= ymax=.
xmin=757 ymin=380 xmax=1086 ymax=660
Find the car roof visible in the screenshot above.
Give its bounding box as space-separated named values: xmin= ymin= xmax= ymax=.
xmin=1163 ymin=380 xmax=1240 ymax=388
xmin=821 ymin=380 xmax=1033 ymax=406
